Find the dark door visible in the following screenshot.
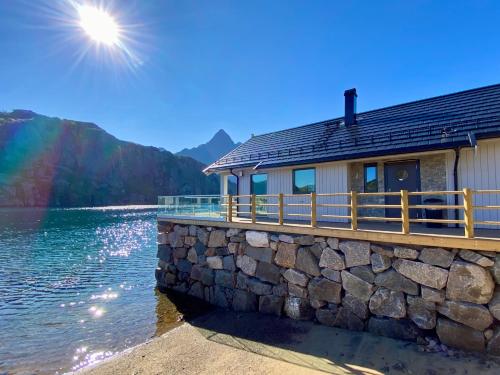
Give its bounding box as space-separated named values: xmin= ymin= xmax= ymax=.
xmin=384 ymin=160 xmax=421 ymax=218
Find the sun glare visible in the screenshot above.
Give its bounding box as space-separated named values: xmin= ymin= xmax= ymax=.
xmin=78 ymin=5 xmax=119 ymax=46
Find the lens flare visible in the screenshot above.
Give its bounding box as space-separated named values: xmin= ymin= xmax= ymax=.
xmin=77 ymin=5 xmax=119 ymax=46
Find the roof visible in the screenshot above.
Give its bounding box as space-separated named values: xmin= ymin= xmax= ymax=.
xmin=205 ymin=83 xmax=500 ymax=173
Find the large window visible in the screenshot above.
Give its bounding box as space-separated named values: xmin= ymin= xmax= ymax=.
xmin=226 ymin=175 xmax=237 ymax=195
xmin=293 ymin=168 xmax=316 ymax=194
xmin=251 ymin=174 xmax=267 ymax=195
xmin=364 ymin=164 xmax=378 ymax=192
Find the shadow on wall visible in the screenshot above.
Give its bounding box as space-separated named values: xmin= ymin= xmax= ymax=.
xmin=157 ymin=289 xmax=499 ymax=375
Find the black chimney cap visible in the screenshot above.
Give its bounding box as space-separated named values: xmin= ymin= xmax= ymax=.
xmin=344 ymin=88 xmax=357 ymax=126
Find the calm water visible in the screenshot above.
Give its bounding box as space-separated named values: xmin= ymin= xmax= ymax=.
xmin=0 ymin=207 xmax=185 ymax=374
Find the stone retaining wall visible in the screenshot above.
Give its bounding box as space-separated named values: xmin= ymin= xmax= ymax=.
xmin=155 ymin=222 xmax=500 ymax=356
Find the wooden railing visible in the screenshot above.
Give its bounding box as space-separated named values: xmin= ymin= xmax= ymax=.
xmin=220 ymin=189 xmax=500 ymax=239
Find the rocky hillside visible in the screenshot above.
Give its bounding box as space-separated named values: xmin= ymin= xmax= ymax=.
xmin=177 ymin=129 xmax=240 ymax=165
xmin=0 ymin=110 xmax=219 ymax=207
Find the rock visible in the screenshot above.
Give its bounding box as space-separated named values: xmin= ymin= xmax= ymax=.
xmin=188 ymin=282 xmax=205 ymax=299
xmin=283 ymin=269 xmax=309 ymax=287
xmin=368 ymin=317 xmax=421 ymax=341
xmin=436 ymin=318 xmax=485 ymax=352
xmin=206 ymin=256 xmax=224 ymax=270
xmin=436 ymin=300 xmax=493 ymax=330
xmin=369 ymin=288 xmax=406 ymax=319
xmin=288 ymin=283 xmax=308 ymax=298
xmin=489 ymin=290 xmax=500 ymax=320
xmin=228 ymin=242 xmax=239 ymax=254
xmin=393 ymin=259 xmax=448 ymax=289
xmin=187 ymin=247 xmax=198 ymax=263
xmin=350 ymin=265 xmax=375 ymax=283
xmin=295 ymin=248 xmax=321 ymax=276
xmin=208 ymin=230 xmax=227 ymax=248
xmin=407 ymin=297 xmax=436 ymax=329
xmin=274 ymin=242 xmax=298 ymax=268
xmin=485 ymin=328 xmax=494 ymax=341
xmin=216 ymin=247 xmax=229 ymax=256
xmin=394 ymin=246 xmax=419 ymax=260
xmin=493 ymin=255 xmax=500 ymax=284
xmin=184 ymin=236 xmax=197 ymax=247
xmin=245 ymin=231 xmax=269 ymax=248
xmin=309 ymin=243 xmax=323 ymax=259
xmin=213 ymin=286 xmax=230 ymax=308
xmin=157 ymin=233 xmax=168 ymax=245
xmin=196 ymin=227 xmax=209 ymax=245
xmin=341 ymin=271 xmax=375 ymax=302
xmin=307 ymin=278 xmax=342 ymax=303
xmin=214 ymin=270 xmax=235 ymax=288
xmin=343 ymin=294 xmax=369 ymax=319
xmin=295 ymin=235 xmax=315 ymax=246
xmin=255 ymin=262 xmax=281 ymax=284
xmin=321 ymin=268 xmax=341 ymax=282
xmin=284 ymin=297 xmax=314 ymax=320
xmin=176 ymin=259 xmax=192 ymax=273
xmin=193 ymin=241 xmax=206 ymax=256
xmin=168 ymin=231 xmax=184 ymax=247
xmin=236 ymin=272 xmax=249 ymax=290
xmin=157 ymin=245 xmax=173 ymax=263
xmin=174 ymin=225 xmax=188 ymax=236
xmin=204 ymin=286 xmax=215 ymax=304
xmin=188 ymin=225 xmax=197 ymax=236
xmin=418 ymin=248 xmax=455 ymax=268
xmin=272 ymin=283 xmax=288 ymax=297
xmin=458 ymin=249 xmax=495 ymax=267
xmin=318 ymin=248 xmax=345 ymax=270
xmin=232 ymin=290 xmax=258 ymax=312
xmin=421 ymin=286 xmax=445 ymax=303
xmin=310 ymin=299 xmax=327 ymax=309
xmin=222 ymin=256 xmax=236 ymax=271
xmin=371 ymin=244 xmax=394 ymax=258
xmin=226 ymin=228 xmax=240 ymax=237
xmin=173 ymin=247 xmax=187 ymax=259
xmin=278 ymin=234 xmax=294 ymax=243
xmin=236 ymin=255 xmax=257 ymax=276
xmin=371 ymin=253 xmax=392 ymax=273
xmin=245 ymin=246 xmax=274 ymax=263
xmin=446 ymin=261 xmax=494 ymax=304
xmin=374 ymin=269 xmax=419 ymax=295
xmin=334 ymin=307 xmax=365 ymax=331
xmin=339 ymin=241 xmax=371 ymax=267
xmin=191 ymin=265 xmax=214 ymax=286
xmin=259 ymin=295 xmax=284 ymax=316
xmin=247 ymin=278 xmax=273 ymax=295
xmin=487 ymin=327 xmax=500 ymax=356
xmin=326 ymin=237 xmax=339 ymax=250
xmin=316 ymin=308 xmax=336 ymax=326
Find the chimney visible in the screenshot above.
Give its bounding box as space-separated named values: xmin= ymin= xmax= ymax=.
xmin=344 ymin=88 xmax=357 ymax=126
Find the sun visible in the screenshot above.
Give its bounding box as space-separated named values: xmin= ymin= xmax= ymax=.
xmin=77 ymin=5 xmax=119 ymax=46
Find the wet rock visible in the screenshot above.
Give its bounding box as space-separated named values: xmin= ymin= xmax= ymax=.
xmin=371 ymin=253 xmax=392 ymax=273
xmin=446 ymin=261 xmax=494 ymax=304
xmin=245 ymin=231 xmax=269 ymax=248
xmin=259 ymin=295 xmax=284 ymax=316
xmin=369 ymin=288 xmax=406 ymax=319
xmin=157 ymin=245 xmax=173 ymax=263
xmin=393 ymin=259 xmax=448 ymax=289
xmin=214 ymin=270 xmax=235 ymax=288
xmin=394 ymin=246 xmax=419 ymax=260
xmin=368 ymin=317 xmax=421 ymax=341
xmin=458 ymin=249 xmax=495 ymax=267
xmin=272 ymin=283 xmax=288 ymax=297
xmin=255 ymin=262 xmax=281 ymax=284
xmin=283 ymin=269 xmax=309 ymax=287
xmin=222 ymin=255 xmax=236 ymax=271
xmin=295 ymin=235 xmax=315 ymax=246
xmin=284 ymin=297 xmax=314 ymax=320
xmin=487 ymin=327 xmax=500 ymax=356
xmin=247 ymin=278 xmax=273 ymax=295
xmin=168 ymin=231 xmax=184 ymax=248
xmin=173 ymin=247 xmax=187 ymax=259
xmin=316 ymin=308 xmax=336 ymax=326
xmin=436 ymin=318 xmax=485 ymax=352
xmin=232 ymin=290 xmax=258 ymax=312
xmin=436 ymin=300 xmax=493 ymax=330
xmin=176 ymin=259 xmax=192 ymax=273
xmin=206 ymin=256 xmax=224 ymax=270
xmin=488 ymin=290 xmax=500 ymax=320
xmin=343 ymin=293 xmax=369 ymax=319
xmin=288 ymin=283 xmax=308 ymax=298
xmin=307 ymin=277 xmax=342 ymax=303
xmin=191 ymin=265 xmax=214 ymax=286
xmin=321 ymin=268 xmax=341 ymax=282
xmin=350 ymin=265 xmax=376 ymax=283
xmin=418 ymin=248 xmax=455 ymax=268
xmin=318 ymin=248 xmax=345 ymax=270
xmin=326 ymin=237 xmax=339 ymax=250
xmin=236 ymin=255 xmax=257 ymax=276
xmin=208 ymin=230 xmax=227 ymax=248
xmin=339 ymin=241 xmax=371 ymax=267
xmin=188 ymin=282 xmax=204 ymax=299
xmin=278 ymin=234 xmax=294 ymax=243
xmin=334 ymin=307 xmax=364 ymax=331
xmin=274 ymin=242 xmax=298 ymax=268
xmin=371 ymin=244 xmax=394 ymax=258
xmin=295 ymin=247 xmax=321 ymax=276
xmin=341 ymin=270 xmax=375 ymax=302
xmin=407 ymin=296 xmax=436 ymax=329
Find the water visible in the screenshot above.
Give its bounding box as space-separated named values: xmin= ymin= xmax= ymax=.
xmin=0 ymin=207 xmax=186 ymax=374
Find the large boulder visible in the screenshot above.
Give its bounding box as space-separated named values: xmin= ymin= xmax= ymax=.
xmin=369 ymin=288 xmax=406 ymax=319
xmin=436 ymin=318 xmax=485 ymax=352
xmin=418 ymin=248 xmax=455 ymax=268
xmin=245 ymin=231 xmax=269 ymax=248
xmin=318 ymin=248 xmax=345 ymax=270
xmin=339 ymin=241 xmax=371 ymax=267
xmin=374 ymin=269 xmax=419 ymax=295
xmin=307 ymin=277 xmax=342 ymax=303
xmin=232 ymin=290 xmax=258 ymax=312
xmin=283 ymin=269 xmax=309 ymax=287
xmin=446 ymin=261 xmax=494 ymax=304
xmin=393 ymin=259 xmax=448 ymax=289
xmin=295 ymin=247 xmax=321 ymax=276
xmin=259 ymin=295 xmax=284 ymax=316
xmin=407 ymin=296 xmax=436 ymax=329
xmin=274 ymin=242 xmax=298 ymax=268
xmin=367 ymin=317 xmax=421 ymax=341
xmin=284 ymin=297 xmax=314 ymax=320
xmin=436 ymin=300 xmax=493 ymax=330
xmin=341 ymin=271 xmax=375 ymax=302
xmin=245 ymin=246 xmax=274 ymax=263
xmin=255 ymin=262 xmax=281 ymax=284
xmin=208 ymin=230 xmax=227 ymax=247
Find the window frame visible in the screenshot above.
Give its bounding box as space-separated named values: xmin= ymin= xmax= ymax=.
xmin=250 ymin=173 xmax=268 ymax=195
xmin=292 ymin=167 xmax=316 ymax=194
xmin=363 ymin=163 xmax=378 ymax=193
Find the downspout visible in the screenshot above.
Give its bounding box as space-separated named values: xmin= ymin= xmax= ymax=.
xmin=229 ymin=169 xmax=239 ymax=215
xmin=453 ymin=148 xmax=460 ymax=227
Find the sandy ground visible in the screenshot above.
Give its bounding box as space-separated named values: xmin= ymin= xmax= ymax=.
xmin=77 ymin=310 xmax=499 ymax=375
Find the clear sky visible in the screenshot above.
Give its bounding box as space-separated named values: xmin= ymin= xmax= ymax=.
xmin=1 ymin=1 xmax=499 ymax=152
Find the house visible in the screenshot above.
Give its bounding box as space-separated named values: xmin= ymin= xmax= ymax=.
xmin=204 ymin=84 xmax=500 ymax=226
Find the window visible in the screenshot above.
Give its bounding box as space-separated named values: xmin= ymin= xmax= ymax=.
xmin=251 ymin=174 xmax=267 ymax=195
xmin=226 ymin=175 xmax=237 ymax=195
xmin=293 ymin=168 xmax=316 ymax=194
xmin=364 ymin=164 xmax=378 ymax=192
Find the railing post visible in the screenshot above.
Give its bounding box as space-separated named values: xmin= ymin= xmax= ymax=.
xmin=227 ymin=194 xmax=233 ymax=222
xmin=310 ymin=192 xmax=317 ymax=227
xmin=463 ymin=188 xmax=474 ymax=238
xmin=401 ymin=190 xmax=409 ymax=234
xmin=251 ymin=194 xmax=256 ymax=223
xmin=350 ymin=191 xmax=358 ymax=231
xmin=278 ymin=193 xmax=284 ymax=225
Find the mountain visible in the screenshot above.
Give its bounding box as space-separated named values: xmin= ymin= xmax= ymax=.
xmin=0 ymin=110 xmax=219 ymax=207
xmin=177 ymin=129 xmax=241 ymax=165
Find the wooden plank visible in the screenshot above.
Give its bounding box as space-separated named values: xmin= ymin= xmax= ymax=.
xmin=350 ymin=191 xmax=358 ymax=231
xmin=227 ymin=194 xmax=232 ymax=222
xmin=463 ymin=188 xmax=474 ymax=238
xmin=311 ymin=192 xmax=317 ymax=227
xmin=401 ymin=190 xmax=410 ymax=234
xmin=251 ymin=194 xmax=256 ymax=224
xmin=278 ymin=193 xmax=284 ymax=225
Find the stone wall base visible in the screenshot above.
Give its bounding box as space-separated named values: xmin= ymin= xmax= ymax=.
xmin=156 ymin=221 xmax=500 ymax=356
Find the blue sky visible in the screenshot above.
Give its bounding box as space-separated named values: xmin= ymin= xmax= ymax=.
xmin=0 ymin=1 xmax=499 ymax=152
